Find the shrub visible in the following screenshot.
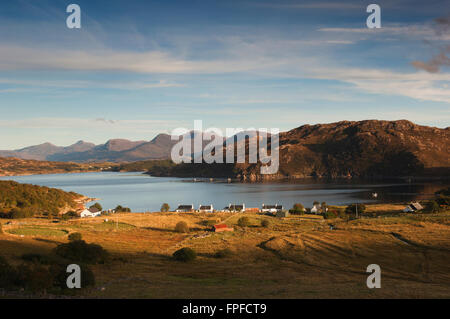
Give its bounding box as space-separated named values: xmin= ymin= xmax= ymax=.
xmin=261 ymin=219 xmax=270 ymax=228
xmin=237 ymin=217 xmax=250 ymax=227
xmin=68 ymin=232 xmax=82 ymax=242
xmin=175 ymin=221 xmax=189 ymax=233
xmin=54 ymin=240 xmax=109 ymax=264
xmin=215 ymin=248 xmax=233 ymax=258
xmin=161 ymin=203 xmax=170 ymax=212
xmin=173 ymin=248 xmax=196 ymax=262
xmin=424 ymin=200 xmax=440 ymax=213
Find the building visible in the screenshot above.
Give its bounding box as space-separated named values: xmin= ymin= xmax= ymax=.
xmin=403 ymin=202 xmax=424 ymax=213
xmin=310 ymin=204 xmax=328 ymax=214
xmin=80 ymin=207 xmax=102 ymax=218
xmin=212 ymin=224 xmax=234 ymax=232
xmin=225 ymin=203 xmax=246 ymax=212
xmin=261 ymin=204 xmax=283 ymax=213
xmin=176 ymin=204 xmax=194 ymax=213
xmin=310 ymin=204 xmax=321 ymax=214
xmin=198 ymin=204 xmax=214 ymax=213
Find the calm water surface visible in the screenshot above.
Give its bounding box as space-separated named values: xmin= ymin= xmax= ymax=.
xmin=0 ymin=172 xmax=447 ymax=212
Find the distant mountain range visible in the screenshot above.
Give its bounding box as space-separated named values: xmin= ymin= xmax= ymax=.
xmin=0 ymin=134 xmax=177 ymax=163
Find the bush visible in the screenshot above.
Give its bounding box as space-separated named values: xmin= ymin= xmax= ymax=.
xmin=54 ymin=240 xmax=109 ymax=264
xmin=215 ymin=248 xmax=233 ymax=258
xmin=424 ymin=200 xmax=440 ymax=213
xmin=173 ymin=248 xmax=196 ymax=262
xmin=161 ymin=203 xmax=170 ymax=212
xmin=68 ymin=232 xmax=82 ymax=242
xmin=261 ymin=219 xmax=270 ymax=228
xmin=175 ymin=221 xmax=189 ymax=233
xmin=237 ymin=217 xmax=250 ymax=227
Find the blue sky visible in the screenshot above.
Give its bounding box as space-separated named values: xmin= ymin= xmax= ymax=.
xmin=0 ymin=0 xmax=449 ymax=148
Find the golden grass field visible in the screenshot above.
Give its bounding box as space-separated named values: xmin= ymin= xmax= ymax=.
xmin=1 ymin=205 xmax=449 ymax=299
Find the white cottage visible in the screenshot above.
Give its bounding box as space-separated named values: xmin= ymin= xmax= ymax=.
xmin=198 ymin=205 xmax=214 ymax=213
xmin=80 ymin=207 xmax=102 ymax=218
xmin=403 ymin=202 xmax=424 ymax=213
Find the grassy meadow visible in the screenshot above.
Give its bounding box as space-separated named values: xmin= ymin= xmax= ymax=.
xmin=1 ymin=206 xmax=449 ymax=298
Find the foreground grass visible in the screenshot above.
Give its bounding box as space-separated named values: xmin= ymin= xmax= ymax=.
xmin=1 ymin=207 xmax=449 ymax=298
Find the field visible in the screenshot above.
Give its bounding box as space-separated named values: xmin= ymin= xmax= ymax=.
xmin=1 ymin=206 xmax=450 ymax=298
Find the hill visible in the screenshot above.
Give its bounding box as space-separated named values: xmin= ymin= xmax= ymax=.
xmin=0 ymin=180 xmax=84 ymax=218
xmin=154 ymin=120 xmax=450 ymax=180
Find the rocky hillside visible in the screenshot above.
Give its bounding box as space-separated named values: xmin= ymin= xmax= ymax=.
xmin=156 ymin=120 xmax=450 ymax=180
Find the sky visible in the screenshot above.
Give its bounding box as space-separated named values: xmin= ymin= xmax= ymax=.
xmin=0 ymin=0 xmax=449 ymax=149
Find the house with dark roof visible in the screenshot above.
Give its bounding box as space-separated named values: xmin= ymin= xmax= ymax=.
xmin=198 ymin=205 xmax=214 ymax=213
xmin=175 ymin=204 xmax=194 ymax=213
xmin=262 ymin=204 xmax=283 ymax=213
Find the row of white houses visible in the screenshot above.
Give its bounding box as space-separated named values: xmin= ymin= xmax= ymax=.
xmin=174 ymin=203 xmax=285 ymax=213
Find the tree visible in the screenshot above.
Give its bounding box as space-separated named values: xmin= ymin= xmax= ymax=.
xmin=290 ymin=203 xmax=305 ymax=214
xmin=175 ymin=221 xmax=189 ymax=233
xmin=90 ymin=203 xmax=103 ymax=211
xmin=313 ymin=201 xmax=320 ymax=206
xmin=161 ymin=203 xmax=170 ymax=212
xmin=425 ymin=200 xmax=440 ymax=213
xmin=321 ymin=202 xmax=327 ymax=212
xmin=237 ymin=217 xmax=250 ymax=227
